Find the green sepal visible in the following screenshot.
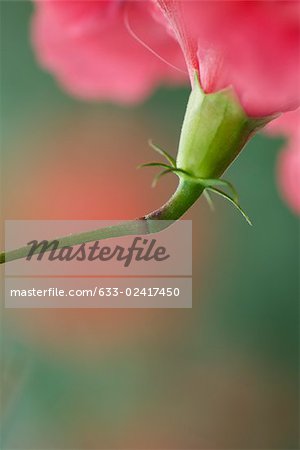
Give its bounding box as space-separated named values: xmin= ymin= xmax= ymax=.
xmin=203 ymin=190 xmax=215 ymax=212
xmin=152 ymin=168 xmax=175 ymax=187
xmin=148 ymin=140 xmax=176 ymax=167
xmin=137 ymin=162 xmax=173 ymax=170
xmin=140 ymin=136 xmax=251 ymax=225
xmin=177 ymin=174 xmax=239 ymax=204
xmin=207 ymin=187 xmax=252 ymax=226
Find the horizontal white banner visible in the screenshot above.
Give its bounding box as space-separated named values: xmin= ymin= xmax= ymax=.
xmin=5 ymin=278 xmax=192 ymax=308
xmin=5 ymin=220 xmax=192 ymax=276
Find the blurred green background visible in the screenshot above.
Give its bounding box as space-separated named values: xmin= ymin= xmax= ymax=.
xmin=1 ymin=1 xmax=299 ymax=449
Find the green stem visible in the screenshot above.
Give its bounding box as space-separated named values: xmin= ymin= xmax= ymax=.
xmin=0 ymin=178 xmax=203 ymax=264
xmin=1 ymin=77 xmax=269 ymax=265
xmin=144 ymin=177 xmax=203 ymax=220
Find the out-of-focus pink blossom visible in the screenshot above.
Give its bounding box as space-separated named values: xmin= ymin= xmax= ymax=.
xmin=278 ymin=146 xmax=300 ymax=214
xmin=32 ymin=0 xmax=300 ymax=212
xmin=32 ymin=1 xmax=300 ymax=116
xmin=156 ymin=0 xmax=300 ymax=117
xmin=267 ymin=110 xmax=300 ymax=214
xmin=32 ymin=0 xmax=186 ymax=102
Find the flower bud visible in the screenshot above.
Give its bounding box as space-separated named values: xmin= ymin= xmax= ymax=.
xmin=177 ymin=74 xmax=271 ymax=179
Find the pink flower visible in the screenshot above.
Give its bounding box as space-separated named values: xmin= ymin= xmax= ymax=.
xmin=156 ymin=0 xmax=300 ymax=117
xmin=154 ymin=0 xmax=300 ymax=213
xmin=32 ymin=0 xmax=186 ymax=102
xmin=267 ymin=109 xmax=300 ymax=214
xmin=278 ymin=145 xmax=300 ymax=214
xmin=32 ymin=0 xmax=300 ymax=213
xmin=32 ymin=1 xmax=300 ymax=116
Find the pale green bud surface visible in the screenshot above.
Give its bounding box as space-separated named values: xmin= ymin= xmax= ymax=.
xmin=177 ymin=74 xmax=270 ymax=179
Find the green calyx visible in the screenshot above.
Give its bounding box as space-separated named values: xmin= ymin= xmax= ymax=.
xmin=176 ymin=72 xmax=271 ymax=179
xmin=139 ymin=75 xmax=275 ymax=225
xmin=139 ymin=140 xmax=252 ymax=225
xmin=0 ymin=74 xmax=276 ymax=265
xmin=139 ymin=72 xmax=276 ymax=225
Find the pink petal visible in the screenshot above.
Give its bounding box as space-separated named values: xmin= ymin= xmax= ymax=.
xmin=277 ymin=142 xmax=300 ymax=215
xmin=32 ymin=0 xmax=186 ymax=102
xmin=266 ymin=109 xmax=300 ymax=214
xmin=156 ymin=1 xmax=300 ymax=116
